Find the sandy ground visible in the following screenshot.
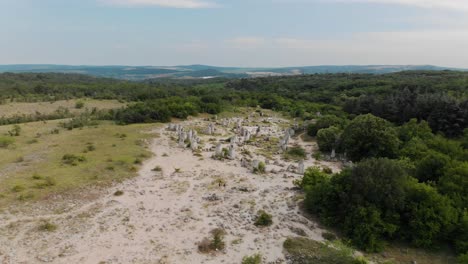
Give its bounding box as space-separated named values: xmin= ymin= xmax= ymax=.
xmin=0 ymin=116 xmax=342 ymax=264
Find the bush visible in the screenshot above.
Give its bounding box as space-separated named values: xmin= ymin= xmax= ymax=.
xmin=198 ymin=228 xmax=226 ymax=253
xmin=152 ymin=166 xmax=162 ymax=172
xmin=114 ymin=190 xmax=124 ymax=196
xmin=62 ymin=154 xmax=86 ymax=166
xmin=75 ymin=100 xmax=85 ymax=109
xmin=254 ymin=162 xmax=266 ymax=174
xmin=286 ymin=147 xmax=306 ymax=159
xmin=322 ymin=232 xmax=337 ymax=241
xmin=254 ymin=210 xmax=273 ymax=227
xmin=295 ymin=166 xmax=329 ymax=189
xmin=8 ymin=124 xmax=21 ymax=136
xmin=38 ymin=221 xmax=57 ymax=232
xmin=242 ymin=253 xmax=262 ymax=264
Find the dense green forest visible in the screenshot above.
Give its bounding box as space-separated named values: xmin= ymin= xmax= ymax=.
xmin=1 ymin=71 xmax=467 ymax=261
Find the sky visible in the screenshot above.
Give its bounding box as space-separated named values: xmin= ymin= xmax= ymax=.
xmin=1 ymin=0 xmax=468 ymax=67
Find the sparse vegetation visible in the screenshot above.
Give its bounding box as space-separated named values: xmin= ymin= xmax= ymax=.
xmin=114 ymin=190 xmax=124 ymax=196
xmin=285 ymin=146 xmax=306 ymax=160
xmin=62 ymin=154 xmax=87 ymax=166
xmin=152 ymin=166 xmax=162 ymax=172
xmin=283 ymin=237 xmax=365 ymax=264
xmin=242 ymin=253 xmax=262 ymax=264
xmin=198 ymin=228 xmax=226 ymax=253
xmin=38 ymin=221 xmax=58 ymax=232
xmin=254 ymin=210 xmax=273 ymax=227
xmin=0 ymin=136 xmax=14 ymax=148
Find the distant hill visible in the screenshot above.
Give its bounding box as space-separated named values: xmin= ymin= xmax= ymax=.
xmin=0 ymin=64 xmax=465 ymax=81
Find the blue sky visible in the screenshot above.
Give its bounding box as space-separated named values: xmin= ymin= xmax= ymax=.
xmin=1 ymin=0 xmax=468 ymax=67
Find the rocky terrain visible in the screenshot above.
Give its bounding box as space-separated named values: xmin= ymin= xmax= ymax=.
xmin=0 ymin=112 xmax=343 ymax=264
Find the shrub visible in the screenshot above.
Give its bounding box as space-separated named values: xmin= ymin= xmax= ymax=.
xmin=242 ymin=253 xmax=262 ymax=264
xmin=286 ymin=147 xmax=306 ymax=159
xmin=62 ymin=154 xmax=86 ymax=166
xmin=254 ymin=162 xmax=266 ymax=174
xmin=34 ymin=176 xmax=56 ymax=189
xmin=114 ymin=190 xmax=124 ymax=196
xmin=322 ymin=232 xmax=337 ymax=241
xmin=75 ymin=100 xmax=85 ymax=109
xmin=8 ymin=124 xmax=22 ymax=136
xmin=198 ymin=228 xmax=226 ymax=253
xmin=152 ymin=166 xmax=162 ymax=172
xmin=254 ymin=210 xmax=273 ymax=227
xmin=38 ymin=221 xmax=57 ymax=232
xmin=322 ymin=166 xmax=333 ymax=174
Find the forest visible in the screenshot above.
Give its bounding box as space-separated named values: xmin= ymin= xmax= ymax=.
xmin=0 ymin=71 xmax=467 ymax=262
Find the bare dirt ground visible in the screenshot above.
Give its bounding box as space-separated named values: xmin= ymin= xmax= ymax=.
xmin=0 ymin=115 xmax=342 ymax=264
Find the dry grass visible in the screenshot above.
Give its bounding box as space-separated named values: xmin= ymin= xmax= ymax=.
xmin=0 ymin=119 xmax=156 ymax=208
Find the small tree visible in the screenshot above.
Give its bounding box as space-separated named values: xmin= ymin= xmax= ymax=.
xmin=8 ymin=125 xmax=21 ymax=137
xmin=317 ymin=126 xmax=341 ymax=152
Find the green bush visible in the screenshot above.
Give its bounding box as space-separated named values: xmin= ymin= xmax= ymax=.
xmin=62 ymin=154 xmax=86 ymax=165
xmin=286 ymin=147 xmax=306 ymax=159
xmin=254 ymin=210 xmax=273 ymax=227
xmin=75 ymin=100 xmax=85 ymax=109
xmin=38 ymin=221 xmax=57 ymax=232
xmin=242 ymin=253 xmax=262 ymax=264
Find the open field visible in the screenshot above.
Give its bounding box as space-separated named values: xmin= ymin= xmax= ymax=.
xmin=0 ymin=99 xmax=125 ymax=118
xmin=0 ymin=112 xmax=455 ymax=264
xmin=0 ymin=119 xmax=155 ymax=209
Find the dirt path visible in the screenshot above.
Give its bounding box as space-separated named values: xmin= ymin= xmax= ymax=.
xmin=0 ymin=119 xmax=335 ymax=264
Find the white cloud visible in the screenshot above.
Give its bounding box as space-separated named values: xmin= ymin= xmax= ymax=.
xmin=328 ymin=0 xmax=468 ymax=12
xmin=100 ymin=0 xmax=218 ymax=8
xmin=227 ymin=37 xmax=266 ymax=47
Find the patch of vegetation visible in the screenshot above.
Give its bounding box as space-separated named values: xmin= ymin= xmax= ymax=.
xmin=0 ymin=120 xmax=153 ymax=208
xmin=75 ymin=100 xmax=85 ymax=109
xmin=8 ymin=125 xmax=22 ymax=136
xmin=285 ymin=146 xmax=307 ymax=160
xmin=283 ymin=237 xmax=365 ymax=264
xmin=253 ymin=161 xmax=266 ymax=174
xmin=62 ymin=154 xmax=87 ymax=166
xmin=322 ymin=232 xmax=337 ymax=241
xmin=242 ymin=253 xmax=262 ymax=264
xmin=0 ymin=136 xmax=14 ymax=148
xmin=38 ymin=221 xmax=57 ymax=232
xmin=198 ymin=228 xmax=226 ymax=253
xmin=114 ymin=190 xmax=124 ymax=196
xmin=254 ymin=210 xmax=273 ymax=227
xmin=152 ymin=166 xmax=162 ymax=172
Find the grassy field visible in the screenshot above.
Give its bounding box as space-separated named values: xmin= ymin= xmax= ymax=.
xmin=0 ymin=119 xmax=156 ymax=208
xmin=0 ymin=99 xmax=125 ymax=118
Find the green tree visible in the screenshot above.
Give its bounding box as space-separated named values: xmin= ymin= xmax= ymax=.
xmin=415 ymin=151 xmax=451 ymax=183
xmin=317 ymin=126 xmax=342 ymax=152
xmin=402 ymin=182 xmax=458 ymax=248
xmin=307 ymin=115 xmax=346 ymax=137
xmin=341 ymin=114 xmax=400 ymax=161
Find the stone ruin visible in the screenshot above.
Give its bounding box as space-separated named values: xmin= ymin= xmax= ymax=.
xmin=297 ymin=160 xmax=305 ymax=175
xmin=206 ymin=123 xmax=215 ymax=135
xmin=228 ymin=144 xmax=236 ymax=160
